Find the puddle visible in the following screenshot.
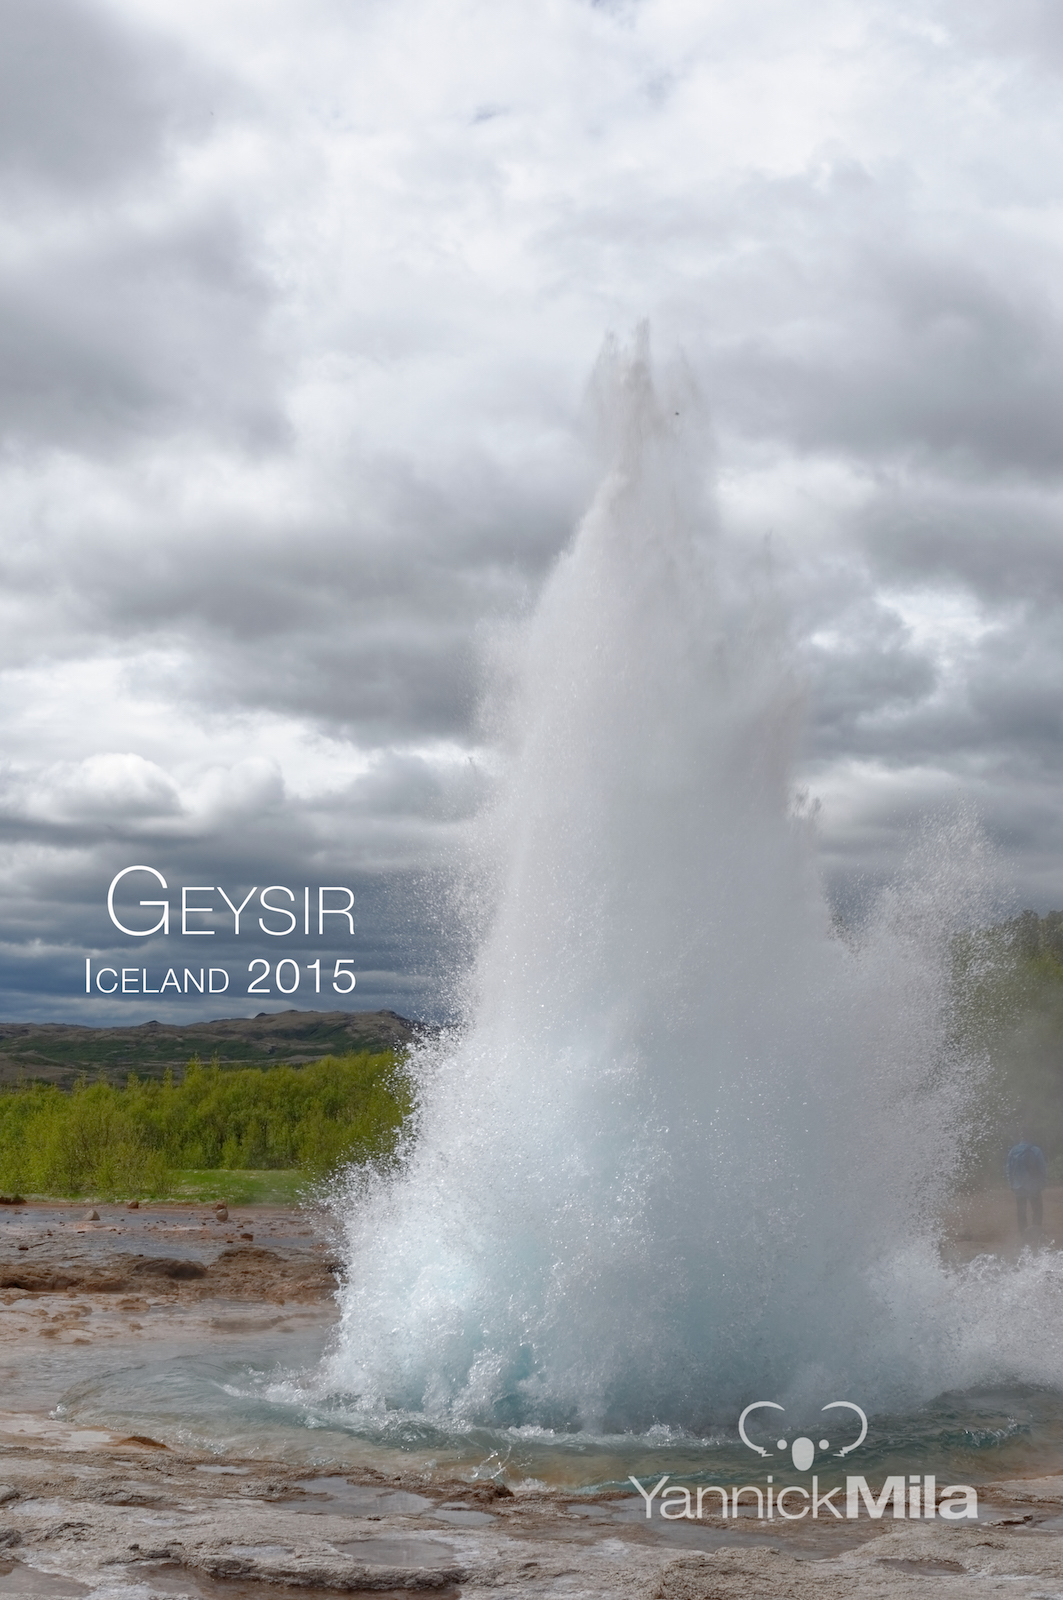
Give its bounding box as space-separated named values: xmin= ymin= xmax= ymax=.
xmin=0 ymin=1565 xmax=88 ymax=1597
xmin=432 ymin=1505 xmax=496 ymax=1527
xmin=558 ymin=1495 xmax=895 ymax=1558
xmin=332 ymin=1536 xmax=456 ymax=1566
xmin=284 ymin=1476 xmax=433 ymax=1516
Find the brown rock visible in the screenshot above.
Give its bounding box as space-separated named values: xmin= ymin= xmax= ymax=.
xmin=438 ymin=1478 xmax=515 ymax=1503
xmin=0 ymin=1269 xmax=77 ymax=1291
xmin=128 ymin=1257 xmax=207 ymax=1281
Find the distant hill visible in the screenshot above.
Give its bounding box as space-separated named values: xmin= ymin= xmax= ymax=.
xmin=0 ymin=1009 xmax=424 ymax=1088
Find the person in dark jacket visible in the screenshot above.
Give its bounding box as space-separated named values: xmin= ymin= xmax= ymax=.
xmin=1007 ymin=1137 xmax=1048 ymax=1234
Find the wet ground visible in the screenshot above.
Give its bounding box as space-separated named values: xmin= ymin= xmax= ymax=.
xmin=0 ymin=1198 xmax=1058 ymax=1596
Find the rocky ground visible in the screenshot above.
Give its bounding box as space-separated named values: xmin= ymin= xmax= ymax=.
xmin=0 ymin=1198 xmax=1056 ymax=1598
xmin=0 ymin=1430 xmax=1059 ymax=1600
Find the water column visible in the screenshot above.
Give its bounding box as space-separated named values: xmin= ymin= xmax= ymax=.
xmin=325 ymin=338 xmax=977 ymax=1434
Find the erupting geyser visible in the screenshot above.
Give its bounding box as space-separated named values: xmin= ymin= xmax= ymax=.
xmin=322 ymin=338 xmax=1006 ymax=1438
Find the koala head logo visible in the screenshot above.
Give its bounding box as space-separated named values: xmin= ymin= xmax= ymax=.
xmin=738 ymin=1401 xmax=868 ymax=1473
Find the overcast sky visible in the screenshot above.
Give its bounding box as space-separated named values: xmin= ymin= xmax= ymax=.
xmin=2 ymin=0 xmax=1063 ymax=1023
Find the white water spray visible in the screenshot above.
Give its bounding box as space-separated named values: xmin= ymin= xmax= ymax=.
xmin=323 ymin=340 xmax=1025 ymax=1436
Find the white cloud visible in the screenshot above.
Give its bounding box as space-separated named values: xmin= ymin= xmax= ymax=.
xmin=0 ymin=0 xmax=1062 ymax=1015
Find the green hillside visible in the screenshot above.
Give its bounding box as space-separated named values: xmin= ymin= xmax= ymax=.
xmin=0 ymin=1008 xmax=420 ymax=1088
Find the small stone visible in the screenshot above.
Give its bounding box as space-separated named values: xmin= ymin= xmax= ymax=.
xmin=85 ymin=1210 xmax=100 ymax=1222
xmin=214 ymin=1206 xmax=228 ymax=1222
xmin=127 ymin=1200 xmax=139 ymax=1209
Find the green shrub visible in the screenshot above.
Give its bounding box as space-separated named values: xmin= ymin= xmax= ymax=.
xmin=0 ymin=1050 xmax=411 ymax=1199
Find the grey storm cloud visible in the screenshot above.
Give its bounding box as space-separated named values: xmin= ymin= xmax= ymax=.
xmin=860 ymin=484 xmax=1063 ymax=602
xmin=0 ymin=3 xmax=277 ymax=456
xmin=0 ymin=213 xmax=283 ymax=450
xmin=717 ymin=244 xmax=1063 ymax=477
xmin=0 ymin=0 xmax=205 ymax=192
xmin=2 ymin=0 xmax=1063 ymax=1018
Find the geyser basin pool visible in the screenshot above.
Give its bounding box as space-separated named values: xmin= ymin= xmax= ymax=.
xmin=33 ymin=1195 xmax=1063 ymax=1490
xmin=56 ymin=1352 xmax=1063 ymax=1491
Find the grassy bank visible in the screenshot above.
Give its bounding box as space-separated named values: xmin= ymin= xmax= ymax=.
xmin=0 ymin=1051 xmax=411 ymax=1200
xmin=164 ymin=1169 xmax=310 ymax=1205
